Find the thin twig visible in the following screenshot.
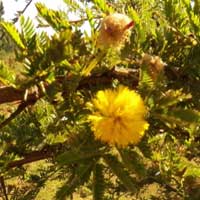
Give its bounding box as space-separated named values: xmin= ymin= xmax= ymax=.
xmin=0 ymin=99 xmax=36 ymax=129
xmin=37 ymin=16 xmax=102 ymax=28
xmin=0 ymin=176 xmax=8 ymax=200
xmin=69 ymin=16 xmax=102 ymax=24
xmin=12 ymin=0 xmax=34 ymax=23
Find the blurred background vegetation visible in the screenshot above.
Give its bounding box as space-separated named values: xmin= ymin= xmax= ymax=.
xmin=0 ymin=0 xmax=200 ymax=199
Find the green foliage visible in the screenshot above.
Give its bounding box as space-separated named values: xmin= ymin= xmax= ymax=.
xmin=0 ymin=0 xmax=200 ymax=199
xmin=0 ymin=61 xmax=16 ymax=85
xmin=0 ymin=22 xmax=25 ymax=50
xmin=103 ymin=154 xmax=137 ymax=193
xmin=20 ymin=16 xmax=36 ymax=48
xmin=92 ymin=0 xmax=114 ymax=13
xmin=56 ymin=149 xmax=103 ymax=165
xmin=56 ymin=162 xmax=94 ymax=199
xmin=166 ymin=108 xmax=200 ymax=123
xmin=118 ymin=147 xmax=147 ymax=177
xmin=36 ymin=3 xmax=70 ymax=31
xmin=93 ymin=163 xmax=105 ymax=200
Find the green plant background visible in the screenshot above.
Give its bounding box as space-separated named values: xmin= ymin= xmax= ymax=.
xmin=0 ymin=0 xmax=199 ymax=199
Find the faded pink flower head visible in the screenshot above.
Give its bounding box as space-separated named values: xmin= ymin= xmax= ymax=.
xmin=97 ymin=13 xmax=134 ymax=49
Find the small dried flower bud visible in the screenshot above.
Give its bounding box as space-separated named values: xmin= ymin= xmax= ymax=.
xmin=141 ymin=53 xmax=166 ymax=80
xmin=97 ymin=13 xmax=134 ymax=49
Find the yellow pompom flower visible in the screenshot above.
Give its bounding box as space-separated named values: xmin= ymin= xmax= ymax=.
xmin=88 ymin=86 xmax=149 ymax=147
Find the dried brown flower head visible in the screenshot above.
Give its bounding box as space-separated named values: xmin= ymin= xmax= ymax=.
xmin=141 ymin=53 xmax=166 ymax=80
xmin=97 ymin=13 xmax=134 ymax=49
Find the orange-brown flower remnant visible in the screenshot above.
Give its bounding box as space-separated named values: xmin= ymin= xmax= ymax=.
xmin=141 ymin=53 xmax=166 ymax=80
xmin=97 ymin=13 xmax=134 ymax=49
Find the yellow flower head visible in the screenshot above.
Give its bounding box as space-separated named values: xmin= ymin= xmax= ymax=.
xmin=97 ymin=13 xmax=134 ymax=49
xmin=88 ymin=86 xmax=149 ymax=147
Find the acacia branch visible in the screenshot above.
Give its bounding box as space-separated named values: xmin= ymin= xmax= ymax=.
xmin=0 ymin=86 xmax=43 ymax=129
xmin=5 ymin=147 xmax=183 ymax=198
xmin=6 ymin=150 xmax=53 ymax=169
xmin=0 ymin=67 xmax=138 ymax=105
xmin=0 ymin=100 xmax=37 ymax=129
xmin=0 ymin=86 xmax=23 ymax=104
xmin=6 ymin=144 xmax=62 ymax=169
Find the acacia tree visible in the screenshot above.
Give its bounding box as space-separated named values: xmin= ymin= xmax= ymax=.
xmin=0 ymin=0 xmax=200 ymax=199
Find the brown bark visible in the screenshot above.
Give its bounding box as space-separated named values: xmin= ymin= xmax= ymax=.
xmin=6 ymin=144 xmax=61 ymax=169
xmin=0 ymin=67 xmax=138 ymax=105
xmin=6 ymin=150 xmax=53 ymax=169
xmin=0 ymin=86 xmax=24 ymax=104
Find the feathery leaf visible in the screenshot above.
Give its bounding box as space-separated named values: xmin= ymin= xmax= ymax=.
xmin=0 ymin=22 xmax=25 ymax=50
xmin=103 ymin=154 xmax=137 ymax=193
xmin=93 ymin=163 xmax=105 ymax=200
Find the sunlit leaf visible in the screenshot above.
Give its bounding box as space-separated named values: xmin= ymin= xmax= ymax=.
xmin=0 ymin=22 xmax=25 ymax=49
